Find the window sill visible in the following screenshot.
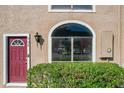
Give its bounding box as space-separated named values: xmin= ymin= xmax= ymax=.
xmin=48 ymin=10 xmax=96 ymax=13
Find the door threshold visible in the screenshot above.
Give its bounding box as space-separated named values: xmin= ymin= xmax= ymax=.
xmin=6 ymin=83 xmax=27 ymax=87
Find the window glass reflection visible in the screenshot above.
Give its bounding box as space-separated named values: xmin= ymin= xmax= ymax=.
xmin=73 ymin=38 xmax=92 ymax=61
xmin=51 ymin=5 xmax=71 ymax=10
xmin=73 ymin=5 xmax=93 ymax=10
xmin=52 ymin=23 xmax=92 ymax=37
xmin=52 ymin=38 xmax=71 ymax=61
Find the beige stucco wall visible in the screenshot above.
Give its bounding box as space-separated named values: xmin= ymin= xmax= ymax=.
xmin=0 ymin=5 xmax=123 ymax=84
xmin=120 ymin=6 xmax=124 ymax=66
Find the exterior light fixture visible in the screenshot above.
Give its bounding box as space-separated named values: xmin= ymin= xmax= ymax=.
xmin=34 ymin=32 xmax=44 ymax=47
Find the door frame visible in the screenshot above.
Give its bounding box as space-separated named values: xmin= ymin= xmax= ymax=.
xmin=3 ymin=34 xmax=30 ymax=87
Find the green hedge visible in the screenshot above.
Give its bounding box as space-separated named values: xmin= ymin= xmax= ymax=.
xmin=27 ymin=62 xmax=124 ymax=88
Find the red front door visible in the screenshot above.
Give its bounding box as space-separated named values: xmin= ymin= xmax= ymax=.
xmin=8 ymin=37 xmax=27 ymax=83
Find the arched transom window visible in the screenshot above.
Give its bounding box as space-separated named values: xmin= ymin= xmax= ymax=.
xmin=11 ymin=39 xmax=25 ymax=46
xmin=51 ymin=23 xmax=93 ymax=62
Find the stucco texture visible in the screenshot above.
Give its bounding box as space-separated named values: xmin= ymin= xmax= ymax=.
xmin=0 ymin=5 xmax=123 ymax=84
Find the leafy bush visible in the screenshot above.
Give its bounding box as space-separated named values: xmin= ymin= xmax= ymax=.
xmin=27 ymin=62 xmax=124 ymax=88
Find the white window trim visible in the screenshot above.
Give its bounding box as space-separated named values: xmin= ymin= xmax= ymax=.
xmin=48 ymin=20 xmax=96 ymax=63
xmin=71 ymin=37 xmax=74 ymax=62
xmin=48 ymin=5 xmax=96 ymax=13
xmin=3 ymin=34 xmax=30 ymax=87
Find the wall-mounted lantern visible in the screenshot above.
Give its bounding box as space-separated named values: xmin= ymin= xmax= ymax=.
xmin=34 ymin=32 xmax=44 ymax=48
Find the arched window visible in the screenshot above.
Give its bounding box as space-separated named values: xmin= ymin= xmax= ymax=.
xmin=51 ymin=23 xmax=93 ymax=62
xmin=11 ymin=39 xmax=25 ymax=46
xmin=52 ymin=23 xmax=92 ymax=37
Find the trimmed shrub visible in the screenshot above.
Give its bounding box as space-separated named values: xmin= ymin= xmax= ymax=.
xmin=27 ymin=62 xmax=124 ymax=88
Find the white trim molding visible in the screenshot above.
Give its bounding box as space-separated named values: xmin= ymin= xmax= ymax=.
xmin=48 ymin=5 xmax=96 ymax=13
xmin=48 ymin=20 xmax=96 ymax=63
xmin=6 ymin=83 xmax=27 ymax=87
xmin=3 ymin=33 xmax=30 ymax=87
